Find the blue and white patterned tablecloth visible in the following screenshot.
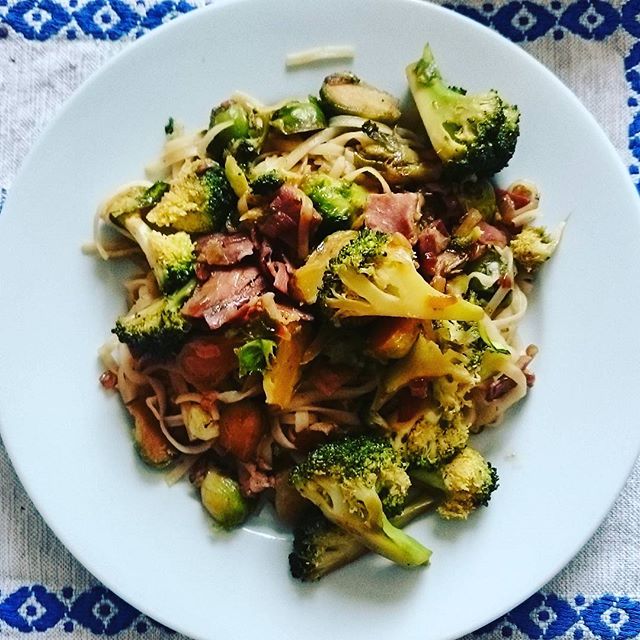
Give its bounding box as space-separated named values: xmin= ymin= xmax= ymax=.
xmin=1 ymin=1 xmax=640 ymax=638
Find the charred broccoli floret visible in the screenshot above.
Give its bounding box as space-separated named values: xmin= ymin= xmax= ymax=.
xmin=300 ymin=173 xmax=368 ymax=234
xmin=412 ymin=447 xmax=499 ymax=519
xmin=112 ymin=280 xmax=195 ymax=355
xmin=146 ymin=162 xmax=237 ymax=233
xmin=510 ymin=225 xmax=558 ymax=273
xmin=406 ymin=44 xmax=520 ymax=179
xmin=290 ymin=435 xmax=431 ymax=567
xmin=289 ymin=493 xmax=436 ymax=581
xmin=298 ymin=229 xmax=482 ymax=322
xmin=289 ymin=509 xmax=370 ymax=581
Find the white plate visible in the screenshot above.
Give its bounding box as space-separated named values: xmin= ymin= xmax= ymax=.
xmin=1 ymin=0 xmax=640 ymax=638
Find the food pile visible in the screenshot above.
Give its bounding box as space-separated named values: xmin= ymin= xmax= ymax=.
xmin=94 ymin=44 xmax=559 ymax=580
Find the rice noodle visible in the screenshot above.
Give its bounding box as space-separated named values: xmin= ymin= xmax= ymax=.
xmin=270 ymin=416 xmax=298 ymax=450
xmin=283 ymin=127 xmax=341 ymax=170
xmin=164 ymin=455 xmax=201 ymax=486
xmin=342 ymin=166 xmax=391 ymax=193
xmin=297 ymin=193 xmax=314 ymax=260
xmin=278 ymin=405 xmax=361 ymax=426
xmin=285 ymin=45 xmax=355 ymax=68
xmin=146 ymin=396 xmax=213 ymax=455
xmin=216 ymin=386 xmax=262 ymax=404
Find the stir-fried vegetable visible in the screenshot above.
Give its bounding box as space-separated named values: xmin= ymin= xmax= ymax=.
xmin=95 ymin=42 xmax=559 ymax=582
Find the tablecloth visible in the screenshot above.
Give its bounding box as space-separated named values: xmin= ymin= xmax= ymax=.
xmin=1 ymin=0 xmax=640 ymax=637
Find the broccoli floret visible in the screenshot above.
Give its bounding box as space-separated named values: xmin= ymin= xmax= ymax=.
xmin=510 ymin=225 xmax=558 ymax=273
xmin=112 ymin=280 xmax=196 ymax=356
xmin=290 ymin=435 xmax=431 ymax=567
xmin=115 ymin=215 xmax=195 ymax=293
xmin=300 ymin=173 xmax=368 ymax=234
xmin=249 ymin=170 xmax=285 ymax=196
xmin=313 ymin=229 xmax=483 ymax=322
xmin=108 ymin=194 xmax=195 ymax=293
xmin=105 ymin=182 xmax=169 ymax=219
xmin=386 ymin=402 xmax=469 ymax=470
xmin=289 ymin=492 xmax=438 ymax=581
xmin=289 ymin=509 xmax=370 ymax=581
xmin=411 ymin=447 xmax=499 ymax=519
xmin=406 ymin=44 xmax=520 ymax=179
xmin=146 ymin=162 xmax=237 ymax=233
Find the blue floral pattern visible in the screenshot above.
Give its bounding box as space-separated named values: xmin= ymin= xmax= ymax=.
xmin=1 ymin=0 xmax=640 ymax=187
xmin=0 ymin=585 xmax=172 ymax=635
xmin=0 ymin=585 xmax=639 ymax=637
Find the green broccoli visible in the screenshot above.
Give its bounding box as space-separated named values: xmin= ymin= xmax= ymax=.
xmin=300 ymin=173 xmax=368 ymax=234
xmin=289 ymin=509 xmax=369 ymax=581
xmin=290 ymin=434 xmax=431 ymax=567
xmin=385 ymin=401 xmax=470 ymax=470
xmin=105 ymin=181 xmax=169 ymax=219
xmin=110 ymin=209 xmax=195 ymax=293
xmin=112 ymin=279 xmax=196 ymax=356
xmin=249 ymin=170 xmax=285 ymax=196
xmin=406 ymin=44 xmax=520 ymax=178
xmin=411 ymin=447 xmax=499 ymax=519
xmin=510 ymin=225 xmax=558 ymax=273
xmin=289 ymin=492 xmax=436 ymax=581
xmin=304 ymin=229 xmax=483 ymax=322
xmin=146 ymin=162 xmax=237 ymax=233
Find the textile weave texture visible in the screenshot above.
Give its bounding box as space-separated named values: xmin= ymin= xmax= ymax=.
xmin=1 ymin=0 xmax=639 ymax=638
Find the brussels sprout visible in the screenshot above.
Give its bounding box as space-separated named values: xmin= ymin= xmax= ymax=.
xmin=354 ymin=120 xmax=441 ymax=185
xmin=200 ymin=468 xmax=251 ymax=529
xmin=456 ymin=178 xmax=497 ymax=222
xmin=208 ymin=100 xmax=267 ymax=160
xmin=320 ymin=72 xmax=401 ymax=125
xmin=270 ymin=97 xmax=327 ymax=135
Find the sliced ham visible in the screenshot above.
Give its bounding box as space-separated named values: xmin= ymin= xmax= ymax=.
xmin=254 ymin=232 xmax=293 ymax=295
xmin=477 ymin=221 xmax=508 ymax=248
xmin=237 ymin=462 xmax=274 ymax=497
xmin=417 ymin=219 xmax=450 ymax=276
xmin=362 ymin=192 xmax=421 ymax=243
xmin=196 ymin=232 xmax=254 ymax=266
xmin=260 ymin=185 xmax=320 ymax=251
xmin=182 ymin=266 xmax=267 ymax=330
